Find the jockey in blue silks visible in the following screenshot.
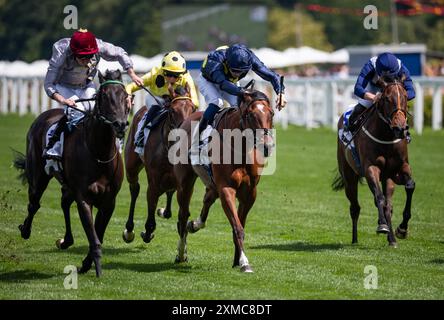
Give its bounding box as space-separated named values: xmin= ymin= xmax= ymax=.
xmin=346 ymin=52 xmax=416 ymax=133
xmin=196 ymin=44 xmax=286 ymax=144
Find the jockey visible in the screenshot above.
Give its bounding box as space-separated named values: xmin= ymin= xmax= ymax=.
xmin=43 ymin=28 xmax=143 ymax=161
xmin=346 ymin=52 xmax=415 ymax=133
xmin=197 ymin=44 xmax=286 ymax=144
xmin=126 ymin=51 xmax=199 ymax=151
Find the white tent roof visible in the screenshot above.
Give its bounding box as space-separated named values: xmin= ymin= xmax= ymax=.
xmin=0 ymin=47 xmax=350 ymax=77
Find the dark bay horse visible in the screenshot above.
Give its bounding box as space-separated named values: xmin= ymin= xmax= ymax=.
xmin=14 ymin=70 xmax=129 ymax=276
xmin=122 ymin=84 xmax=196 ymax=244
xmin=173 ymin=89 xmax=275 ymax=272
xmin=333 ymin=79 xmax=415 ymax=247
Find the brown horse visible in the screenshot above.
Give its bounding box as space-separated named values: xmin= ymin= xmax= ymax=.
xmin=173 ymin=89 xmax=275 ymax=272
xmin=122 ymin=84 xmax=196 ymax=244
xmin=13 ymin=70 xmax=128 ymax=276
xmin=333 ymin=79 xmax=415 ymax=247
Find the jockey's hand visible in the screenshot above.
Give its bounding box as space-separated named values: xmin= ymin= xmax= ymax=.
xmin=276 ymin=93 xmax=287 ymax=111
xmin=128 ymin=68 xmax=144 ymax=87
xmin=64 ymin=98 xmax=76 ymax=107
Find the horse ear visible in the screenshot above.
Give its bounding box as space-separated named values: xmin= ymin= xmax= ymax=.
xmin=400 ymin=73 xmax=406 ymax=82
xmin=98 ymin=71 xmax=104 ymax=84
xmin=376 ymin=78 xmax=387 ymax=89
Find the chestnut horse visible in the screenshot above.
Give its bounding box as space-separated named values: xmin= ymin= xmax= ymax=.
xmin=13 ymin=70 xmax=128 ymax=276
xmin=173 ymin=89 xmax=275 ymax=272
xmin=333 ymin=79 xmax=415 ymax=247
xmin=122 ymin=85 xmax=196 ymax=244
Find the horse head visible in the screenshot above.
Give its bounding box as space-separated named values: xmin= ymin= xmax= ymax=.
xmin=96 ymin=69 xmax=130 ymax=139
xmin=239 ymin=90 xmax=275 ymax=157
xmin=166 ymin=83 xmax=196 ymax=128
xmin=376 ymin=76 xmax=409 ymax=139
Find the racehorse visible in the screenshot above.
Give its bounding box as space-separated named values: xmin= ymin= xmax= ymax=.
xmin=333 ymin=78 xmax=415 ymax=247
xmin=173 ymin=88 xmax=275 ymax=272
xmin=13 ymin=70 xmax=128 ymax=276
xmin=122 ymin=84 xmax=196 ymax=243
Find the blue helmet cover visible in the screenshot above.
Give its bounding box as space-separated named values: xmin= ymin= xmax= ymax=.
xmin=226 ymin=44 xmax=252 ymax=71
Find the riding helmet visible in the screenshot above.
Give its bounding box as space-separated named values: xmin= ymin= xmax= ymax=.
xmin=226 ymin=44 xmax=252 ymax=71
xmin=70 ymin=29 xmax=98 ymax=56
xmin=161 ymin=51 xmax=186 ymax=73
xmin=375 ymin=52 xmax=400 ymax=78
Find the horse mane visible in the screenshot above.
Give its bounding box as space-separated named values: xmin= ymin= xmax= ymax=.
xmin=174 ymin=85 xmax=188 ymax=97
xmin=246 ymin=90 xmax=269 ymax=103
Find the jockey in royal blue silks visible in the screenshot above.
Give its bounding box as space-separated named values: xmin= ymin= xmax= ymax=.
xmin=196 ymin=44 xmax=287 ymax=144
xmin=346 ymin=52 xmax=416 ymax=133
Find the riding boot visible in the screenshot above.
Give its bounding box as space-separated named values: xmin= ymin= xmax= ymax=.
xmin=43 ymin=115 xmax=67 ymax=161
xmin=346 ymin=103 xmax=367 ymax=133
xmin=198 ymin=103 xmax=220 ymax=146
xmin=135 ymin=104 xmax=162 ymax=148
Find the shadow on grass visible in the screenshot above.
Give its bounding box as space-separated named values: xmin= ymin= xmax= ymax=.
xmin=251 ymin=241 xmax=343 ymax=252
xmin=39 ymin=245 xmax=146 ymax=256
xmin=104 ymin=261 xmax=192 ymax=273
xmin=429 ymin=258 xmax=444 ymax=265
xmin=0 ymin=270 xmax=55 ymax=282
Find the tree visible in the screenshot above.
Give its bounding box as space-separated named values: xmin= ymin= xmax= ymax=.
xmin=268 ymin=6 xmax=333 ymax=51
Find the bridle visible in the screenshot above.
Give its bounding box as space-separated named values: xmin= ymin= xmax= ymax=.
xmin=375 ymin=81 xmax=409 ymax=129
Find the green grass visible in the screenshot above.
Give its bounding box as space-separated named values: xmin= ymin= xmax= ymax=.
xmin=0 ymin=114 xmax=443 ymax=300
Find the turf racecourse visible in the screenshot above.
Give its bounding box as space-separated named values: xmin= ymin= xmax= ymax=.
xmin=0 ymin=114 xmax=443 ymax=300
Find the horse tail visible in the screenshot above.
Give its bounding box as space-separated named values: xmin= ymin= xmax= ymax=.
xmin=331 ymin=168 xmax=345 ymax=191
xmin=12 ymin=149 xmax=27 ymax=185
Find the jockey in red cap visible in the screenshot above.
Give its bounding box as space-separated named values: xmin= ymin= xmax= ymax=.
xmin=42 ymin=29 xmax=143 ymax=170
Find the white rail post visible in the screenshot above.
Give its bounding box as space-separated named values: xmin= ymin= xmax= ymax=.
xmin=330 ymin=82 xmax=338 ymax=130
xmin=1 ymin=77 xmax=8 ymax=114
xmin=414 ymin=83 xmax=424 ymax=135
xmin=432 ymin=85 xmax=442 ymax=131
xmin=19 ymin=78 xmax=28 ymax=115
xmin=31 ymin=78 xmax=40 ymax=115
xmin=41 ymin=85 xmax=49 ymax=112
xmin=11 ymin=79 xmax=18 ymax=113
xmin=305 ymin=82 xmax=313 ymax=129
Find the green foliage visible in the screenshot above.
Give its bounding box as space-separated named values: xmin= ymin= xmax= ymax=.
xmin=268 ymin=7 xmax=333 ymax=51
xmin=0 ymin=114 xmax=443 ymax=299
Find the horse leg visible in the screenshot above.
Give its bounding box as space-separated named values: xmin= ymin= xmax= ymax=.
xmin=19 ymin=174 xmax=51 ymax=240
xmin=220 ymin=186 xmax=252 ymax=273
xmin=233 ymin=188 xmax=256 ymax=271
xmin=382 ymin=179 xmax=397 ymax=247
xmin=187 ymin=187 xmax=218 ymax=233
xmin=157 ymin=190 xmax=174 ymax=219
xmin=175 ymin=173 xmax=197 ymax=263
xmin=95 ymin=199 xmax=115 ymax=244
xmin=77 ymin=199 xmax=102 ymax=277
xmin=365 ymin=165 xmax=389 ymax=234
xmin=343 ymin=166 xmax=361 ymax=244
xmin=122 ymin=154 xmax=143 ymax=243
xmin=140 ymin=182 xmax=159 ymax=243
xmin=56 ymin=187 xmax=74 ymax=249
xmin=395 ymin=163 xmax=415 ymax=239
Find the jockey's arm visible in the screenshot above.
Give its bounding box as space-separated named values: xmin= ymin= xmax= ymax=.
xmin=401 ymin=65 xmax=416 ymax=100
xmin=125 ymin=69 xmax=155 ymax=95
xmin=354 ymin=60 xmax=375 ymax=100
xmin=183 ymin=73 xmax=200 ymax=108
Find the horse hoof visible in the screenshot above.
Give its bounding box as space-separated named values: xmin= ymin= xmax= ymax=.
xmin=18 ymin=224 xmax=31 ymax=239
xmin=395 ymin=227 xmax=408 ymax=239
xmin=240 ymin=264 xmax=254 ymax=273
xmin=187 ymin=221 xmax=198 ymax=233
xmin=140 ymin=232 xmax=154 ymax=243
xmin=122 ymin=229 xmax=135 ymax=243
xmin=174 ymin=255 xmax=188 ymax=264
xmin=157 ymin=208 xmax=171 ymax=219
xmin=376 ymin=224 xmax=390 ymax=234
xmin=56 ymin=238 xmax=73 ymax=250
xmin=389 ymin=242 xmax=398 ymax=248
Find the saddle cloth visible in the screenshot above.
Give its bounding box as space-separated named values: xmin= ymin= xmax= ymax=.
xmin=134 ymin=109 xmax=168 ymax=155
